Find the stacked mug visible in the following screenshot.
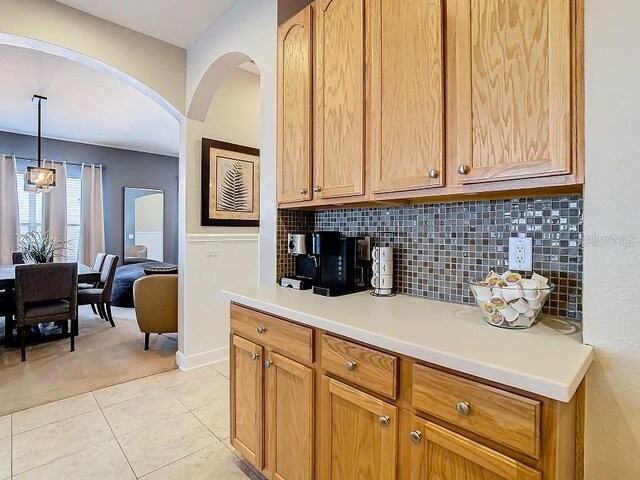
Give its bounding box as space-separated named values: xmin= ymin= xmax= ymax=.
xmin=371 ymin=246 xmax=393 ymax=295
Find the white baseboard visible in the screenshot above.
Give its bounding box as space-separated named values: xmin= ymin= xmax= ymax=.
xmin=176 ymin=346 xmax=229 ymax=370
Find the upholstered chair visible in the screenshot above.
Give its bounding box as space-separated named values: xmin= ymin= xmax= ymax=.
xmin=133 ymin=274 xmax=178 ymax=350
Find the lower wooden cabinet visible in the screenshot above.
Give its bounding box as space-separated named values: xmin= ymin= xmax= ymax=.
xmin=404 ymin=415 xmax=541 ymax=480
xmin=230 ymin=330 xmax=314 ymax=479
xmin=265 ymin=351 xmax=314 ymax=480
xmin=229 ymin=303 xmax=584 ymax=480
xmin=230 ymin=335 xmax=264 ymax=469
xmin=321 ymin=376 xmax=398 ymax=479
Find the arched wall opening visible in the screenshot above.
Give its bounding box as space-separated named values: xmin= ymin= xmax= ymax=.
xmin=0 ymin=33 xmax=185 ymax=123
xmin=177 ymin=50 xmax=262 ymax=369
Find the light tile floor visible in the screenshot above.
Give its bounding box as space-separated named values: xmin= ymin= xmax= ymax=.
xmin=0 ymin=361 xmax=263 ymax=479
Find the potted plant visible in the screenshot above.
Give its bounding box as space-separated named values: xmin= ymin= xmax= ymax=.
xmin=19 ymin=231 xmax=67 ymax=263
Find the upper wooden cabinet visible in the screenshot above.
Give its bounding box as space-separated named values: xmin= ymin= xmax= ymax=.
xmin=314 ymin=0 xmax=366 ymax=199
xmin=368 ymin=0 xmax=445 ymax=194
xmin=278 ymin=0 xmax=583 ymax=206
xmin=447 ymin=0 xmax=573 ymax=184
xmin=277 ymin=6 xmax=313 ymax=203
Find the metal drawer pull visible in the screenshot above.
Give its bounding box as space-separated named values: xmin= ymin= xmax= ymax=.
xmin=264 ymin=360 xmax=273 ymax=368
xmin=410 ymin=431 xmax=422 ymax=444
xmin=456 ymin=401 xmax=471 ymax=416
xmin=250 ymin=352 xmax=260 ymax=361
xmin=457 ymin=164 xmax=470 ymax=175
xmin=428 ymin=169 xmax=439 ymax=179
xmin=300 ymin=187 xmax=308 ymax=195
xmin=378 ymin=416 xmax=390 ymax=427
xmin=345 ymin=361 xmax=357 ymax=371
xmin=256 ymin=326 xmax=267 ymax=335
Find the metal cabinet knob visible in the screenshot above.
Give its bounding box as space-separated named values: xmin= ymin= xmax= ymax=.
xmin=409 ymin=431 xmax=422 ymax=444
xmin=345 ymin=361 xmax=357 ymax=372
xmin=456 ymin=401 xmax=471 ymax=416
xmin=299 ymin=187 xmax=308 ymax=195
xmin=264 ymin=360 xmax=273 ymax=368
xmin=457 ymin=164 xmax=470 ymax=175
xmin=378 ymin=416 xmax=391 ymax=427
xmin=250 ymin=352 xmax=260 ymax=361
xmin=256 ymin=326 xmax=267 ymax=335
xmin=428 ymin=169 xmax=439 ymax=179
xmin=313 ymin=185 xmax=322 ymax=193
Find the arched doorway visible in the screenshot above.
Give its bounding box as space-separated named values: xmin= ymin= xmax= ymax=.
xmin=0 ymin=32 xmax=184 ymax=122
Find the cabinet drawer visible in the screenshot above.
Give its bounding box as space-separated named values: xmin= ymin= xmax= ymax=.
xmin=321 ymin=334 xmax=397 ymax=398
xmin=230 ymin=304 xmax=313 ymax=363
xmin=412 ymin=364 xmax=541 ymax=458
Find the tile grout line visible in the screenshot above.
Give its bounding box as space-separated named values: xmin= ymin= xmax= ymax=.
xmin=91 ymin=391 xmax=138 ymax=479
xmin=8 ymin=408 xmax=109 ymax=478
xmin=10 ymin=398 xmax=100 ymax=437
xmin=137 ymin=442 xmax=218 ymax=479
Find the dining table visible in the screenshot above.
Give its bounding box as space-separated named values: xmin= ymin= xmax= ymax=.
xmin=0 ymin=263 xmax=101 ymax=347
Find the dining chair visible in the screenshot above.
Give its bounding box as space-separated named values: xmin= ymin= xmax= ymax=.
xmin=14 ymin=263 xmax=78 ymax=362
xmin=77 ymin=254 xmax=119 ymax=327
xmin=12 ymin=252 xmax=25 ymax=264
xmin=79 ymin=252 xmax=107 ymax=316
xmin=79 ymin=252 xmax=107 ymax=289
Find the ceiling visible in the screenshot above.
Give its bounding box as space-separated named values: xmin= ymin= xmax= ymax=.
xmin=55 ymin=0 xmax=238 ymax=48
xmin=0 ymin=45 xmax=179 ymax=156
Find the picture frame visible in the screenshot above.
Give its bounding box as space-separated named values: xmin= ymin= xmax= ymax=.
xmin=201 ymin=138 xmax=260 ymax=227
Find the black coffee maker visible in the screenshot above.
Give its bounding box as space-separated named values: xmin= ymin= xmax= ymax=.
xmin=311 ymin=231 xmax=369 ymax=297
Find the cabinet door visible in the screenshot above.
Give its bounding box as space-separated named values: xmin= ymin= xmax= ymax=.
xmin=277 ymin=5 xmax=313 ymax=204
xmin=314 ymin=0 xmax=366 ymax=199
xmin=321 ymin=376 xmax=397 ymax=479
xmin=405 ymin=417 xmax=540 ymax=480
xmin=447 ymin=0 xmax=572 ymax=184
xmin=368 ymin=0 xmax=444 ymax=194
xmin=265 ymin=352 xmax=314 ymax=480
xmin=230 ymin=335 xmax=264 ymax=469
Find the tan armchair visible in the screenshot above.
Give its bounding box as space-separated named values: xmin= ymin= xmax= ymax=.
xmin=133 ymin=274 xmax=178 ymax=350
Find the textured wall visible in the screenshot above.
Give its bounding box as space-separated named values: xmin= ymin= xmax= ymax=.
xmin=0 ymin=130 xmax=179 ymax=263
xmin=583 ymin=0 xmax=640 ymax=477
xmin=278 ymin=194 xmax=584 ymax=319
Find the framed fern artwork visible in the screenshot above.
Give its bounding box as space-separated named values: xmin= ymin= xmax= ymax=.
xmin=201 ymin=139 xmax=260 ymax=227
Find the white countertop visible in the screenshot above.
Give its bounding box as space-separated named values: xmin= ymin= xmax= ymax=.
xmin=222 ymin=285 xmax=593 ymax=402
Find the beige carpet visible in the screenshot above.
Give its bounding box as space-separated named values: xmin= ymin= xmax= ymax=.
xmin=0 ymin=305 xmax=178 ymax=416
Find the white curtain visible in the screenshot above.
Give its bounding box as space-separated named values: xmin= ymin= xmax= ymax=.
xmin=43 ymin=160 xmax=68 ymax=261
xmin=79 ymin=164 xmax=105 ymax=264
xmin=0 ymin=155 xmax=19 ymax=265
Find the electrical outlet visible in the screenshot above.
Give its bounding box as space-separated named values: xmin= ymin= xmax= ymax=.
xmin=508 ymin=237 xmax=533 ymax=271
xmin=205 ymin=242 xmax=219 ymax=257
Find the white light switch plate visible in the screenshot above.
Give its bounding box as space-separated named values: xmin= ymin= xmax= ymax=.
xmin=508 ymin=237 xmax=533 ymax=271
xmin=206 ymin=242 xmax=219 ymax=257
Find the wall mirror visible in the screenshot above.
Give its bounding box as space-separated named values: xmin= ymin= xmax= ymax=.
xmin=123 ymin=187 xmax=164 ymax=263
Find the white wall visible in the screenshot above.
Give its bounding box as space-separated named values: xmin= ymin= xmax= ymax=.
xmin=583 ymin=0 xmax=640 ymax=477
xmin=178 ymin=60 xmax=266 ymax=368
xmin=187 ymin=0 xmax=278 ymax=285
xmin=0 ymin=0 xmax=186 ymax=116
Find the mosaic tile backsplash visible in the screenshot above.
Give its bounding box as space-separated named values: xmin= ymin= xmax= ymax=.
xmin=277 ymin=195 xmax=583 ymax=320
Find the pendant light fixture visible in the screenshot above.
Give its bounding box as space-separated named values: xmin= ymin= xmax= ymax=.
xmin=24 ymin=94 xmax=56 ymax=193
